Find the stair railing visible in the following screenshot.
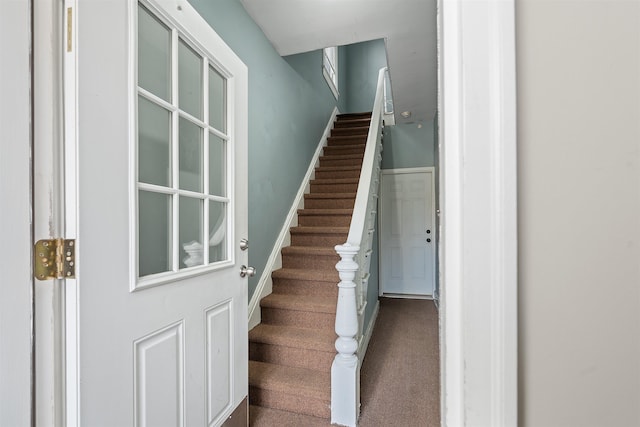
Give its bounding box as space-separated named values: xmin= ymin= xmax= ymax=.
xmin=332 ymin=67 xmax=386 ymax=427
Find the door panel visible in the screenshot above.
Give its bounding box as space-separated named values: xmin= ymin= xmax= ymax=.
xmin=70 ymin=1 xmax=248 ymax=425
xmin=380 ymin=170 xmax=435 ymax=296
xmin=134 ymin=321 xmax=184 ymax=427
xmin=0 ymin=1 xmax=32 ymax=424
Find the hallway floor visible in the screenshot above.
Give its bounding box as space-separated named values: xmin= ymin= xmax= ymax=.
xmin=249 ymin=297 xmax=440 ymax=426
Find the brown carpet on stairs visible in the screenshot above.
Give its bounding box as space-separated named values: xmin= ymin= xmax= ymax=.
xmin=249 ymin=297 xmax=441 ymax=426
xmin=248 ymin=112 xmax=372 ymax=421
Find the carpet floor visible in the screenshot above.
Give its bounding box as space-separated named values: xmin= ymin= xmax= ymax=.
xmin=358 ymin=297 xmax=440 ymax=427
xmin=249 ymin=297 xmax=440 ymax=426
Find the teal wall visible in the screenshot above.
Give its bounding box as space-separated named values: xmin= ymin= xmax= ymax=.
xmin=344 ymin=39 xmax=388 ymax=113
xmin=188 ymin=0 xmax=340 ymax=299
xmin=381 ymin=121 xmax=436 ymax=169
xmin=186 ymin=1 xmax=393 ymax=329
xmin=283 ymin=47 xmax=349 ymax=114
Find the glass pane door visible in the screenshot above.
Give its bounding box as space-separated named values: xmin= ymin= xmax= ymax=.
xmin=136 ymin=2 xmax=230 ymax=285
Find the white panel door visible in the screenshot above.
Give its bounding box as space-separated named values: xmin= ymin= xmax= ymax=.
xmin=68 ymin=1 xmax=248 ymax=425
xmin=0 ymin=1 xmax=32 ymax=425
xmin=380 ymin=169 xmax=434 ymax=296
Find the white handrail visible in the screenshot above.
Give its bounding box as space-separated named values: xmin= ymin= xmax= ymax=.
xmin=332 ymin=67 xmax=387 ymax=427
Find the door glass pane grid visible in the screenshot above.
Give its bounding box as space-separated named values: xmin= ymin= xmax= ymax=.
xmin=136 ymin=1 xmax=231 ymax=281
xmin=178 ymin=38 xmax=204 ymax=120
xmin=138 ymin=4 xmax=171 ymax=102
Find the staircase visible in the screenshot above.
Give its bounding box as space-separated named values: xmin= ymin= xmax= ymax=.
xmin=248 ymin=112 xmax=372 ymax=425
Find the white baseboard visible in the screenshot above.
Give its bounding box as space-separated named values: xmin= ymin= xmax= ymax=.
xmin=358 ymin=299 xmax=380 ymax=363
xmin=248 ymin=107 xmax=339 ymax=330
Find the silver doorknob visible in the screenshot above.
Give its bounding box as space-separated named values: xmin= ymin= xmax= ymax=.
xmin=240 ymin=265 xmax=256 ymax=278
xmin=240 ymin=238 xmax=249 ymax=251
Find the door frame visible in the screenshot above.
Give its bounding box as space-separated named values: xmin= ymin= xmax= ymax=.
xmin=3 ymin=0 xmax=518 ymax=424
xmin=378 ymin=167 xmax=436 ymax=298
xmin=438 ymin=0 xmax=518 ymax=426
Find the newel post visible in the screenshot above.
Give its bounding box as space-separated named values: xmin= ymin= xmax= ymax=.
xmin=332 ymin=243 xmax=360 ymax=427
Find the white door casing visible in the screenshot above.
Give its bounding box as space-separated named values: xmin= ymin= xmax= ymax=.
xmin=3 ymin=0 xmax=518 ymax=425
xmin=439 ymin=0 xmax=517 ymax=426
xmin=66 ymin=1 xmax=249 ymax=425
xmin=379 ymin=168 xmax=435 ymax=297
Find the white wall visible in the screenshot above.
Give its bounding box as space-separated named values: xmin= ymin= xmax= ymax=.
xmin=517 ymin=1 xmax=640 ymax=425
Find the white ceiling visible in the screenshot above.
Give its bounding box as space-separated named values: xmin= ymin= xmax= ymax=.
xmin=238 ymin=0 xmax=438 ymax=125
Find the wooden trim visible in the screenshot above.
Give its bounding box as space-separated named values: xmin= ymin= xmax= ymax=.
xmin=221 ymin=396 xmax=247 ymax=427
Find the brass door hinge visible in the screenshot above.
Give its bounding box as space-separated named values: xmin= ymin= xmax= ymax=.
xmin=34 ymin=239 xmax=76 ymax=280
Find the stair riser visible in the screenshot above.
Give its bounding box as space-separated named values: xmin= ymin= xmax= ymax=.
xmin=271 ymin=278 xmax=338 ymax=298
xmin=261 ymin=307 xmax=335 ymax=330
xmin=331 ymin=128 xmax=368 ymax=137
xmin=323 ymin=146 xmax=365 ymax=156
xmin=298 ymin=215 xmax=352 ymax=227
xmin=310 ymin=183 xmax=359 ymax=193
xmin=282 ymin=253 xmax=340 ymax=270
xmin=314 ymin=169 xmax=361 ymax=179
xmin=249 ymin=386 xmax=330 ymax=419
xmin=337 ymin=113 xmax=372 ymax=120
xmin=327 ymin=137 xmax=367 ymax=146
xmin=334 ymin=120 xmax=371 ymax=129
xmin=249 ymin=343 xmax=334 ymax=373
xmin=290 ymin=233 xmax=348 ymax=247
xmin=319 ymin=157 xmax=362 ymax=167
xmin=304 ymin=198 xmax=355 ymax=209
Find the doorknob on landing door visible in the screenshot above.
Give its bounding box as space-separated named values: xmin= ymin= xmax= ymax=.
xmin=240 ymin=265 xmax=256 ymax=278
xmin=240 ymin=238 xmax=249 ymax=251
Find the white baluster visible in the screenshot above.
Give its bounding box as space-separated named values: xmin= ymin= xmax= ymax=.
xmin=332 ymin=243 xmax=360 ymax=427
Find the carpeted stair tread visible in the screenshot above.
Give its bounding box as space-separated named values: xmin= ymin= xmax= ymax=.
xmin=331 ymin=127 xmax=369 ymax=136
xmin=281 ymin=246 xmax=340 ymax=269
xmin=249 ymin=405 xmax=331 ymax=427
xmin=310 ymin=177 xmax=359 ymax=185
xmin=325 ymin=141 xmax=367 ymax=148
xmin=304 ymin=192 xmax=356 ymax=199
xmin=281 ymin=246 xmax=339 ymax=256
xmin=271 ymin=268 xmax=339 ymax=283
xmin=314 ymin=166 xmax=362 ymax=180
xmin=249 ymin=324 xmax=335 ymax=352
xmin=298 ymin=208 xmax=353 ymax=216
xmin=249 ymin=361 xmax=330 ymax=400
xmin=315 ymin=165 xmax=362 ymax=172
xmin=260 ymin=293 xmax=337 ymax=314
xmin=324 ymin=143 xmax=367 ymax=151
xmin=289 ymin=226 xmax=349 ymax=234
xmin=337 ymin=112 xmax=372 ymax=119
xmin=322 ymin=146 xmax=366 ymax=156
xmin=334 ymin=118 xmax=371 ymax=128
xmin=296 ymin=210 xmax=353 ymax=227
xmin=327 ymin=135 xmax=368 ymax=145
xmin=319 ymin=153 xmax=365 ymax=161
xmin=328 ymin=133 xmax=368 ymax=139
